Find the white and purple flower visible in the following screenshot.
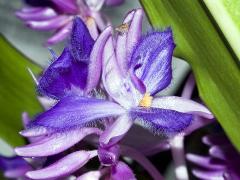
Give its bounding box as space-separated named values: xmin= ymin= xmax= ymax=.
xmin=14 ymin=9 xmax=213 ymax=179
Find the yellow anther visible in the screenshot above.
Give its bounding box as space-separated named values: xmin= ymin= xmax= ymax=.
xmin=115 ymin=23 xmax=129 ymax=34
xmin=139 ymin=93 xmax=153 ymax=107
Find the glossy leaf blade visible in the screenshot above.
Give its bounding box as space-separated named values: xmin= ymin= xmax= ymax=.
xmin=140 ymin=0 xmax=240 ymax=150
xmin=0 ymin=35 xmax=42 ymax=146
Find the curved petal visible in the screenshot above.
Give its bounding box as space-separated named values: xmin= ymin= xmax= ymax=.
xmin=16 ymin=7 xmax=57 ymax=21
xmin=152 ymin=96 xmax=213 ymax=119
xmin=37 ymin=48 xmax=87 ymax=99
xmin=130 ymin=107 xmax=193 ymax=136
xmin=130 ymin=29 xmax=175 ymax=95
xmin=202 ymin=134 xmax=230 ymax=146
xmin=28 ymin=96 xmax=126 ymax=132
xmin=69 ymin=17 xmax=94 ymax=62
xmin=86 ymin=26 xmax=112 ymax=92
xmin=51 ymin=0 xmax=78 ymax=13
xmin=26 ymin=15 xmax=71 ymax=30
xmin=26 ymin=150 xmax=97 ymax=179
xmin=15 ymin=128 xmax=100 ymax=157
xmin=111 ymin=161 xmax=136 ymax=180
xmin=102 ymin=36 xmax=142 ymax=108
xmin=116 ymin=9 xmax=143 ymax=74
xmin=98 ymin=145 xmax=119 ymax=166
xmin=192 ymin=169 xmax=224 ymax=180
xmin=0 ymin=156 xmax=32 ymax=178
xmin=77 ymin=171 xmax=101 ymax=180
xmin=99 ymin=114 xmax=133 ymax=147
xmin=46 ymin=22 xmax=72 ymax=46
xmin=209 ymin=145 xmax=238 ymax=161
xmin=186 ymin=154 xmax=225 ymax=170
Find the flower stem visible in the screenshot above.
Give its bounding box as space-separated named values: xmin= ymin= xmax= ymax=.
xmin=120 ymin=145 xmax=164 ymax=180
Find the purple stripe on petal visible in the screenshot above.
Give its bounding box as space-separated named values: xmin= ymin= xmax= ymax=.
xmin=99 ymin=114 xmax=133 ymax=147
xmin=192 ymin=169 xmax=224 ymax=180
xmin=26 ymin=150 xmax=97 ymax=179
xmin=15 ymin=128 xmax=100 ymax=157
xmin=130 ymin=29 xmax=175 ymax=95
xmin=69 ymin=17 xmax=94 ymax=62
xmin=86 ymin=26 xmax=112 ymax=92
xmin=26 ymin=15 xmax=71 ymax=31
xmin=29 ymin=96 xmax=125 ymax=131
xmin=186 ymin=154 xmax=225 ymax=170
xmin=111 ymin=161 xmax=136 ymax=180
xmin=152 ymin=96 xmax=213 ymax=119
xmin=46 ymin=22 xmax=72 ymax=46
xmin=38 ymin=48 xmax=87 ymax=99
xmin=16 ymin=7 xmax=57 ymax=21
xmin=130 ymin=107 xmax=193 ymax=136
xmin=102 ymin=36 xmax=142 ymax=108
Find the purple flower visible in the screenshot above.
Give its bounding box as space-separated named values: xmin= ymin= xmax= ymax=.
xmin=14 ymin=9 xmax=213 ymax=179
xmin=16 ymin=0 xmax=124 ymax=45
xmin=187 ymin=133 xmax=240 ymax=180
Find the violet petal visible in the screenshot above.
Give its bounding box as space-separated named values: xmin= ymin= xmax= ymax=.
xmin=28 ymin=95 xmax=125 ymax=132
xmin=192 ymin=169 xmax=224 ymax=180
xmin=99 ymin=114 xmax=133 ymax=147
xmin=98 ymin=145 xmax=120 ymax=166
xmin=130 ymin=107 xmax=193 ymax=136
xmin=77 ymin=171 xmax=101 ymax=180
xmin=111 ymin=161 xmax=136 ymax=180
xmin=46 ymin=22 xmax=72 ymax=46
xmin=51 ymin=0 xmax=78 ymax=14
xmin=86 ymin=26 xmax=112 ymax=92
xmin=15 ymin=128 xmax=100 ymax=157
xmin=186 ymin=154 xmax=225 ymax=170
xmin=37 ymin=48 xmax=87 ymax=99
xmin=152 ymin=96 xmax=213 ymax=119
xmin=26 ymin=15 xmax=71 ymax=31
xmin=130 ymin=29 xmax=175 ymax=95
xmin=26 ymin=150 xmax=97 ymax=179
xmin=69 ymin=17 xmax=94 ymax=62
xmin=16 ymin=7 xmax=57 ymax=21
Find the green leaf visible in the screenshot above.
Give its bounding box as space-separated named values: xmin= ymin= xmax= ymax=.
xmin=203 ymin=0 xmax=240 ymax=60
xmin=140 ymin=0 xmax=240 ymax=150
xmin=0 ymin=35 xmax=42 ymax=146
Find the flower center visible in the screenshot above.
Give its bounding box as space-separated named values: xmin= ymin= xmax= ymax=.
xmin=139 ymin=93 xmax=153 ymax=107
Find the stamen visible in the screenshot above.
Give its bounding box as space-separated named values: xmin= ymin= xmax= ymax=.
xmin=115 ymin=23 xmax=129 ymax=34
xmin=139 ymin=93 xmax=153 ymax=107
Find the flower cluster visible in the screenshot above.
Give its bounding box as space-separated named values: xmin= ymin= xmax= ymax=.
xmin=16 ymin=0 xmax=124 ymax=45
xmin=11 ymin=8 xmax=214 ymax=179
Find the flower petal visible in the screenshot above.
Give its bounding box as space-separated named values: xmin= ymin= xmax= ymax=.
xmin=98 ymin=145 xmax=120 ymax=166
xmin=130 ymin=29 xmax=175 ymax=95
xmin=37 ymin=48 xmax=87 ymax=99
xmin=26 ymin=15 xmax=71 ymax=30
xmin=192 ymin=169 xmax=224 ymax=180
xmin=186 ymin=154 xmax=225 ymax=170
xmin=102 ymin=36 xmax=142 ymax=108
xmin=69 ymin=17 xmax=94 ymax=62
xmin=77 ymin=171 xmax=101 ymax=180
xmin=16 ymin=7 xmax=57 ymax=21
xmin=85 ymin=0 xmax=105 ymax=11
xmin=116 ymin=9 xmax=143 ymax=74
xmin=152 ymin=96 xmax=213 ymax=119
xmin=15 ymin=128 xmax=100 ymax=157
xmin=46 ymin=22 xmax=72 ymax=46
xmin=86 ymin=26 xmax=112 ymax=92
xmin=26 ymin=150 xmax=97 ymax=179
xmin=28 ymin=96 xmax=125 ymax=131
xmin=130 ymin=107 xmax=193 ymax=136
xmin=51 ymin=0 xmax=78 ymax=13
xmin=99 ymin=114 xmax=133 ymax=147
xmin=111 ymin=161 xmax=136 ymax=180
xmin=0 ymin=156 xmax=32 ymax=178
